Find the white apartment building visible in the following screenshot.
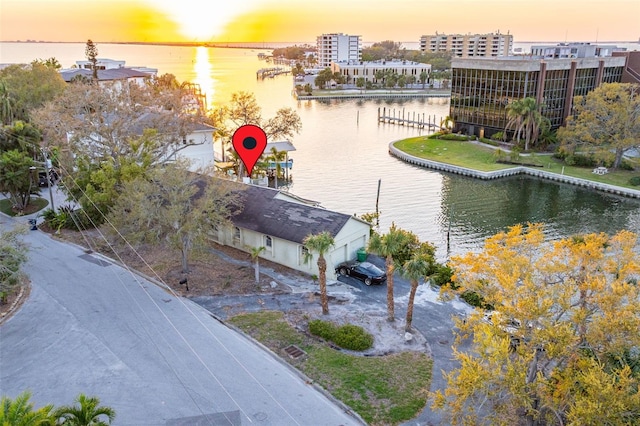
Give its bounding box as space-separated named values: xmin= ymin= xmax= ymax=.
xmin=419 ymin=32 xmax=513 ymax=58
xmin=331 ymin=60 xmax=431 ymax=84
xmin=316 ymin=33 xmax=361 ymax=68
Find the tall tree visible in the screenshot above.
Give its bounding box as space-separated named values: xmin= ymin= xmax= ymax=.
xmin=558 ymin=82 xmax=640 ymax=169
xmin=433 ymin=224 xmax=640 ymax=425
xmin=0 ymin=391 xmax=55 ymax=426
xmin=0 ymin=226 xmax=28 ymax=305
xmin=226 ymin=91 xmax=301 ymax=141
xmin=54 ymin=393 xmax=115 ymax=425
xmin=0 ymin=149 xmax=36 ymax=213
xmin=303 ymin=231 xmax=335 ymax=315
xmin=32 ymin=57 xmax=62 ymax=70
xmin=224 ymin=91 xmax=301 ymax=176
xmin=0 ymin=62 xmax=66 ymax=122
xmin=368 ymin=224 xmax=419 ymax=322
xmin=0 ymin=80 xmax=14 ymax=125
xmin=33 ymin=76 xmax=205 ymax=223
xmin=506 ymin=97 xmax=545 ymax=150
xmin=0 ymin=120 xmax=42 ymax=158
xmin=398 ymin=242 xmax=437 ymax=332
xmin=108 ymin=161 xmax=243 ymax=273
xmin=85 ymin=39 xmax=99 ymax=82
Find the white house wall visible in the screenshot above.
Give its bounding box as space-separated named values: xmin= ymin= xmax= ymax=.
xmin=211 ymin=217 xmax=370 ymax=281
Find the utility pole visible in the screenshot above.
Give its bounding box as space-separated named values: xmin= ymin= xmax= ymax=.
xmin=41 ymin=147 xmax=55 ymax=211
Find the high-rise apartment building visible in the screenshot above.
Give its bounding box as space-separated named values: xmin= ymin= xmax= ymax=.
xmin=419 ymin=32 xmax=513 ymax=58
xmin=316 ymin=33 xmax=361 ymax=68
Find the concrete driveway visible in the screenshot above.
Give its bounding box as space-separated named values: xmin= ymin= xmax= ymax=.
xmin=195 ymin=253 xmax=475 ymax=426
xmin=0 ymin=216 xmax=363 ymax=426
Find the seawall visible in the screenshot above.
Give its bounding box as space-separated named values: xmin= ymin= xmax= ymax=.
xmin=294 ymin=92 xmax=451 ymax=100
xmin=389 ymin=142 xmax=640 ymax=199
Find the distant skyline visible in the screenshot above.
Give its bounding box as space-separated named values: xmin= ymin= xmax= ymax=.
xmin=1 ymin=0 xmax=639 ymax=45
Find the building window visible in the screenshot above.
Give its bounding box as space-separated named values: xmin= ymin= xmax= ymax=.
xmin=265 ymin=235 xmax=272 ymax=251
xmin=233 ymin=227 xmax=241 ymax=243
xmin=300 ymin=246 xmax=310 ymax=265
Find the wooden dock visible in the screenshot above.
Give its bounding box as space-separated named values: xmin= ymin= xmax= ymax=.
xmin=377 ymin=107 xmax=442 ymax=130
xmin=257 ymin=67 xmax=291 ymax=79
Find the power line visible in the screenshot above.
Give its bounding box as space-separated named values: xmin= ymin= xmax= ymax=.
xmin=40 ymin=150 xmax=301 ymax=424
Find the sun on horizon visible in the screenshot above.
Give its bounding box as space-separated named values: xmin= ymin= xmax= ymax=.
xmin=147 ymin=0 xmax=270 ymax=41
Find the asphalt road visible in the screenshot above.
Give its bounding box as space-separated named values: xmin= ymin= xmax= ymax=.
xmin=0 ymin=216 xmax=364 ymax=426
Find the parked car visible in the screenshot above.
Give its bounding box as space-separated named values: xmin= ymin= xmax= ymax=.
xmin=335 ymin=261 xmax=386 ymax=286
xmin=38 ymin=169 xmax=58 ymax=187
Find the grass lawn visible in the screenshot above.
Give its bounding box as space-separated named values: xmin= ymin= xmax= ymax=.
xmin=394 ymin=136 xmax=640 ymax=189
xmin=0 ymin=197 xmax=49 ymax=216
xmin=229 ymin=311 xmax=433 ymax=426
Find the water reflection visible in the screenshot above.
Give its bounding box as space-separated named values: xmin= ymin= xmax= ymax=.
xmin=440 ymin=174 xmax=640 ymax=258
xmin=193 ymin=46 xmax=214 ymax=112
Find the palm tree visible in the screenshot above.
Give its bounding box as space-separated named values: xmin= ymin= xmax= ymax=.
xmin=367 ymin=223 xmax=410 ymax=322
xmin=399 ymin=245 xmax=436 ymax=332
xmin=505 ymin=98 xmax=526 ymax=144
xmin=303 ymin=231 xmax=335 ymax=315
xmin=440 ymin=116 xmax=454 ymax=134
xmin=506 ymin=97 xmax=545 ymax=151
xmin=0 ymin=80 xmax=14 ymax=125
xmin=249 ymin=246 xmax=266 ymax=283
xmin=0 ymin=391 xmax=55 ymax=426
xmin=419 ymin=71 xmax=429 ymax=89
xmin=54 ymin=393 xmax=115 ymax=425
xmin=520 ymin=98 xmax=546 ymax=151
xmin=266 ymin=147 xmax=287 ymax=187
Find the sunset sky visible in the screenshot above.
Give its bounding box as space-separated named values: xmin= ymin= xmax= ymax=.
xmin=1 ymin=0 xmax=638 ymax=44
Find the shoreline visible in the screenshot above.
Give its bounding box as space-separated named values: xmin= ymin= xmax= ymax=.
xmin=294 ymin=90 xmax=451 ymax=100
xmin=389 ymin=142 xmax=640 ymax=199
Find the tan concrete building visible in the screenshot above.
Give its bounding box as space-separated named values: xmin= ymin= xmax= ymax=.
xmin=419 ymin=32 xmax=513 ymax=58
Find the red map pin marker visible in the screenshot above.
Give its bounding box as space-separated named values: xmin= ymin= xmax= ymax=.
xmin=232 ymin=124 xmax=267 ymax=177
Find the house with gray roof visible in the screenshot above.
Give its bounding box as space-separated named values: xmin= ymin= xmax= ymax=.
xmin=59 ymin=67 xmax=152 ymax=89
xmin=212 ymin=183 xmax=371 ymax=280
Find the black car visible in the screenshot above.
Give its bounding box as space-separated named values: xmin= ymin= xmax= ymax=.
xmin=336 ymin=261 xmax=387 ymax=286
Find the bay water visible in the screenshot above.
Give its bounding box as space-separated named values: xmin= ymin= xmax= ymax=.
xmin=2 ymin=42 xmax=639 ymax=259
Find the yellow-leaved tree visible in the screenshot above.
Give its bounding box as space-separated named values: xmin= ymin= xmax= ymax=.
xmin=433 ymin=223 xmax=640 ymax=425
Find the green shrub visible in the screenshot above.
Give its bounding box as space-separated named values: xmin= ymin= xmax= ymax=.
xmin=493 ymin=149 xmax=506 ymax=162
xmin=333 ymin=324 xmax=374 ymax=351
xmin=308 ymin=320 xmax=374 ymax=351
xmin=460 ymin=290 xmax=493 ymax=310
xmin=620 ymin=160 xmax=635 ymax=171
xmin=309 ymin=319 xmax=337 ymax=341
xmin=479 ymin=137 xmax=498 ymax=146
xmin=43 ymin=204 xmax=85 ymax=231
xmin=565 ymin=153 xmax=597 ymax=168
xmin=431 ymin=264 xmax=454 ymax=287
xmin=629 ymin=176 xmax=640 ymax=186
xmin=438 ymin=133 xmax=472 ymax=141
xmin=491 ymin=131 xmax=505 ymax=141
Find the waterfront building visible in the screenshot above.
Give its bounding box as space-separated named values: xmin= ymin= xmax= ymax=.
xmin=75 ymin=58 xmax=158 ymax=76
xmin=330 ymin=59 xmax=431 ymax=85
xmin=449 ymin=56 xmax=625 ymax=139
xmin=59 ymin=67 xmax=152 ymax=90
xmin=212 ymin=183 xmax=371 ymax=280
xmin=530 ymin=42 xmax=623 ymax=59
xmin=419 ymin=32 xmax=513 ymax=58
xmin=612 ymin=50 xmax=640 ymax=84
xmin=316 ymin=33 xmax=361 ymax=68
